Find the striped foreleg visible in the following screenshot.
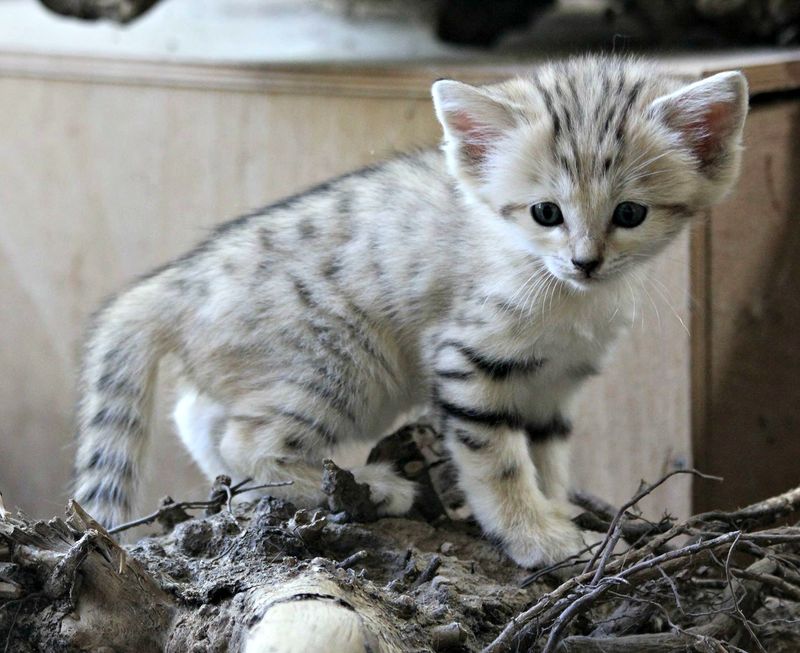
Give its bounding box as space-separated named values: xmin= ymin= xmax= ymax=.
xmin=437 ymin=405 xmax=584 ymax=567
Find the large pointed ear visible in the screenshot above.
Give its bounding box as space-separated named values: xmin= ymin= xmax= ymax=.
xmin=651 ymin=71 xmax=748 ymax=202
xmin=431 ymin=79 xmax=517 ymax=182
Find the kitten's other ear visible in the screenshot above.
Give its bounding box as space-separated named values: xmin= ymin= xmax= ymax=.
xmin=431 ymin=79 xmax=517 ymax=181
xmin=651 ymin=71 xmax=749 ymax=204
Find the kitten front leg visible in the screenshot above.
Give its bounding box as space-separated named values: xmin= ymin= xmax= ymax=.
xmin=529 ymin=436 xmax=571 ymax=505
xmin=443 ymin=418 xmax=584 ymax=567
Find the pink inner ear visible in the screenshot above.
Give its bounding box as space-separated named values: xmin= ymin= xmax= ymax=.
xmin=451 ymin=110 xmax=497 ymax=163
xmin=680 ymin=101 xmax=736 ymax=167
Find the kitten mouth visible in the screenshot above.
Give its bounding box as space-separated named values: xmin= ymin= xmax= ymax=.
xmin=565 ymin=273 xmax=605 ymax=291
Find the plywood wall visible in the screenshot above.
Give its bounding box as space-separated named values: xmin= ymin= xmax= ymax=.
xmin=693 ymin=97 xmax=800 ymax=511
xmin=0 ymin=62 xmax=692 ymax=525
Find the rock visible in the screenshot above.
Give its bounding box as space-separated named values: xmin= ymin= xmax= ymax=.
xmin=175 ymin=519 xmax=214 ymax=556
xmin=431 ymin=622 xmax=468 ymax=651
xmin=321 ymin=459 xmax=378 ymax=522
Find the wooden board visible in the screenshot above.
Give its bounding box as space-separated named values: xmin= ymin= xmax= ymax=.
xmin=693 ymin=96 xmax=800 ymax=511
xmin=0 ymin=48 xmax=799 ymax=97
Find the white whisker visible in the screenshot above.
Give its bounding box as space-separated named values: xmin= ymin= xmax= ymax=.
xmin=649 ymin=277 xmax=691 ymax=336
xmin=624 ymin=277 xmax=637 ymax=327
xmin=634 ymin=268 xmax=661 ymax=334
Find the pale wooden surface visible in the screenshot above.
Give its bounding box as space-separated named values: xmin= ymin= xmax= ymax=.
xmin=694 ymin=97 xmax=800 ymax=511
xmin=1 ymin=48 xmax=799 ymax=99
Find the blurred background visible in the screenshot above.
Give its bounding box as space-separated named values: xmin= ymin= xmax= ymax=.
xmin=0 ymin=0 xmax=799 ymax=525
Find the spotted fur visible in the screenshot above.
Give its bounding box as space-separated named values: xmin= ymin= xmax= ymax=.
xmin=74 ymin=56 xmax=747 ymax=566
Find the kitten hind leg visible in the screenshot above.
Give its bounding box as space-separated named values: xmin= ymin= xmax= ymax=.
xmin=173 ymin=388 xmax=324 ymax=505
xmin=352 ymin=462 xmax=417 ymax=516
xmin=173 ymin=387 xmax=234 ymax=481
xmin=217 ymin=401 xmax=417 ymax=515
xmin=218 ymin=415 xmax=328 ymax=507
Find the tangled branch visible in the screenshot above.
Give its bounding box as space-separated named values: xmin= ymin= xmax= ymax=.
xmin=486 ymin=476 xmax=800 ymax=653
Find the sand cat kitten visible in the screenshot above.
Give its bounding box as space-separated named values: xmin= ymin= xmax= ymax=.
xmin=74 ymin=57 xmax=747 ymax=567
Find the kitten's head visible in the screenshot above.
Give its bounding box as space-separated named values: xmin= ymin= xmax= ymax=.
xmin=432 ymin=57 xmax=748 ymax=290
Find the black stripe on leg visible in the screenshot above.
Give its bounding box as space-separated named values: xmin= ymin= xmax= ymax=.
xmin=453 ymin=428 xmax=489 ymax=451
xmin=435 ymin=369 xmax=475 ymax=380
xmin=437 ymin=399 xmax=524 ymax=430
xmin=566 ymin=363 xmax=599 ymax=380
xmin=525 ymin=415 xmax=572 ymax=442
xmin=463 ymin=348 xmax=544 ymax=380
xmin=438 ymin=340 xmax=544 ymax=380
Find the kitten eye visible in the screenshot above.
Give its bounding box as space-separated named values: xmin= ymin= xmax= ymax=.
xmin=612 ymin=202 xmax=648 ymax=228
xmin=531 ymin=202 xmax=564 ymax=227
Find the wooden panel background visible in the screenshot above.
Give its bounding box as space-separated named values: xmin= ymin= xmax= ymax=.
xmin=0 ymin=62 xmax=692 ymax=525
xmin=693 ymin=96 xmax=800 ymax=511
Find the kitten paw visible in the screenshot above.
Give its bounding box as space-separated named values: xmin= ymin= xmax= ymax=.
xmin=501 ymin=511 xmax=588 ymax=569
xmin=352 ymin=463 xmax=417 ymax=516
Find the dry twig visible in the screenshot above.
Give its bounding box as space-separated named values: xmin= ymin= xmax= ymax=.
xmin=108 ymin=476 xmax=292 ymax=535
xmin=485 ymin=476 xmax=800 ymax=653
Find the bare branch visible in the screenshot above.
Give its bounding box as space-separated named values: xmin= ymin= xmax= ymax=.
xmin=107 ymin=478 xmax=293 ymax=535
xmin=484 ymin=478 xmax=800 ymax=653
xmin=582 ymin=469 xmax=722 ymax=580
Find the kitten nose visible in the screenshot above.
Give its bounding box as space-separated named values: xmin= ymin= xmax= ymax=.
xmin=571 ymin=258 xmax=602 ymax=275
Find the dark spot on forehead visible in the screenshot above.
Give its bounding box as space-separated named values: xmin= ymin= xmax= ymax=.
xmin=601 ymin=108 xmax=615 ymax=138
xmin=601 ymin=72 xmax=611 ymax=97
xmin=562 ymin=106 xmax=573 ymax=133
xmin=615 ymin=74 xmax=626 ymax=97
xmin=566 ymin=76 xmax=581 ymax=112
